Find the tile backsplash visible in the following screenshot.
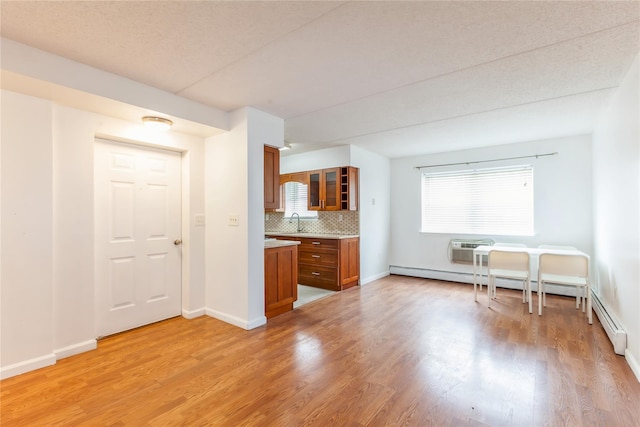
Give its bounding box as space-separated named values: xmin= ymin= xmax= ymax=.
xmin=265 ymin=211 xmax=359 ymax=235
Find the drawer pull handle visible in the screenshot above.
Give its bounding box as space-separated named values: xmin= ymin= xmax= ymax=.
xmin=312 ymin=242 xmax=321 ymax=245
xmin=311 ymin=255 xmax=321 ymax=258
xmin=311 ymin=272 xmax=320 ymax=276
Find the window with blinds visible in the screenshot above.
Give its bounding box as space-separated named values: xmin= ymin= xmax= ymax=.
xmin=283 ymin=181 xmax=318 ymax=219
xmin=421 ymin=165 xmax=534 ymax=235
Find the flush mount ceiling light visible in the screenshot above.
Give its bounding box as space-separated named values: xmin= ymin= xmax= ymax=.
xmin=279 ymin=142 xmax=292 ymax=151
xmin=142 ymin=116 xmax=173 ymax=131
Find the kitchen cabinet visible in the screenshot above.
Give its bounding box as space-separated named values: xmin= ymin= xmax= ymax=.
xmin=308 ymin=168 xmax=340 ymax=211
xmin=340 ymin=166 xmax=359 ymax=211
xmin=308 ymin=167 xmax=358 ymax=211
xmin=280 ymin=172 xmax=307 ymax=185
xmin=264 ymin=243 xmax=298 ymax=318
xmin=271 ymin=235 xmax=359 ymax=291
xmin=264 ymin=145 xmax=280 ymax=210
xmin=339 ymin=237 xmax=360 ymax=286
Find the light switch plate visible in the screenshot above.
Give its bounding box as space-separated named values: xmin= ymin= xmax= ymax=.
xmin=228 ymin=214 xmax=239 ymax=226
xmin=195 ymin=214 xmax=205 ymax=226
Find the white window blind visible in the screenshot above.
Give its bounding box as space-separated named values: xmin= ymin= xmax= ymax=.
xmin=284 ymin=181 xmax=317 ymax=219
xmin=421 ymin=165 xmax=534 ymax=235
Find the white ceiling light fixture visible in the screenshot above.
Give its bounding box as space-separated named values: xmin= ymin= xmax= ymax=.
xmin=279 ymin=142 xmax=292 ymax=151
xmin=142 ymin=116 xmax=173 ymax=131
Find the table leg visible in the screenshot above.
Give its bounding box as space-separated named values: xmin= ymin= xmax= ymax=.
xmin=473 ymin=252 xmax=477 ymax=302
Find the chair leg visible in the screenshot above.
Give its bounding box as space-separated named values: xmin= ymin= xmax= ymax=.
xmin=587 ymin=285 xmax=592 ymax=324
xmin=538 ymin=280 xmax=542 ymax=316
xmin=474 ymin=278 xmax=477 ymax=302
xmin=487 ymin=276 xmax=493 ymax=308
xmin=527 ymin=278 xmax=532 ymax=314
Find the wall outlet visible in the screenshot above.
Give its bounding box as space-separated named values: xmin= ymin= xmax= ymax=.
xmin=265 ymin=213 xmax=269 ymax=221
xmin=338 ymin=214 xmax=343 ymax=221
xmin=228 ymin=214 xmax=239 ymax=227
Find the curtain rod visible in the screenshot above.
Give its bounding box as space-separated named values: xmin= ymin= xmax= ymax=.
xmin=414 ymin=152 xmax=558 ymax=169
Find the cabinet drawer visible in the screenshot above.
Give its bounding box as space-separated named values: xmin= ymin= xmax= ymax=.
xmin=298 ymin=264 xmax=337 ymax=288
xmin=298 ymin=237 xmax=339 ymax=250
xmin=299 ymin=248 xmax=338 ymax=266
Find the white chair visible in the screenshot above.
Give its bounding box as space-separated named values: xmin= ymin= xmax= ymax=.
xmin=538 ymin=253 xmax=591 ymax=324
xmin=537 ymin=245 xmax=583 ymax=310
xmin=476 ymin=243 xmax=527 ymax=294
xmin=494 ymin=242 xmax=528 ymax=248
xmin=487 ymin=250 xmax=532 ymax=313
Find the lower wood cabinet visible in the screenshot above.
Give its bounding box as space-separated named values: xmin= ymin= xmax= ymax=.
xmin=273 ymin=236 xmax=359 ymax=292
xmin=264 ymin=244 xmax=298 ymax=318
xmin=339 ymin=237 xmax=360 ymax=287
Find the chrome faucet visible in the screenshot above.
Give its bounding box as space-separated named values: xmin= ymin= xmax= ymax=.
xmin=289 ymin=212 xmax=303 ymax=232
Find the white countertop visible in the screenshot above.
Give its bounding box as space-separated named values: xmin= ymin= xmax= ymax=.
xmin=264 ymin=239 xmax=301 ymax=249
xmin=266 ymin=233 xmax=359 ymax=239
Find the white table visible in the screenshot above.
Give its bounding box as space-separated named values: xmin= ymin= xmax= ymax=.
xmin=472 ymin=245 xmax=590 ymax=310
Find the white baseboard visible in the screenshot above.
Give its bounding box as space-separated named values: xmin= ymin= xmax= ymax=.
xmin=625 ymin=348 xmax=640 ymax=383
xmin=360 ymin=270 xmax=390 ymax=285
xmin=205 ymin=308 xmax=266 ymax=330
xmin=1 ymin=353 xmax=56 ymax=380
xmin=55 ymin=340 xmax=97 ymax=360
xmin=389 ymin=265 xmax=577 ymax=296
xmin=390 ymin=266 xmax=473 ymax=284
xmin=182 ymin=307 xmax=206 ymax=319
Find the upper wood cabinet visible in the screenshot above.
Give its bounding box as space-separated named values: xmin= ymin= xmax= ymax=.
xmin=307 ymin=166 xmax=358 ymax=211
xmin=308 ymin=168 xmax=340 ymax=211
xmin=264 ymin=145 xmax=280 ymax=210
xmin=280 ymin=172 xmax=307 ymax=185
xmin=340 ymin=166 xmax=359 ymax=211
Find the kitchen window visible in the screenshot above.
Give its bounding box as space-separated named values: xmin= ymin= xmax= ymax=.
xmin=421 ymin=165 xmax=534 ymax=235
xmin=283 ymin=181 xmax=317 ymax=219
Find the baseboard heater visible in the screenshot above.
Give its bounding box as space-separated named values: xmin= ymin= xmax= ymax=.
xmin=591 ymin=291 xmax=626 ymax=355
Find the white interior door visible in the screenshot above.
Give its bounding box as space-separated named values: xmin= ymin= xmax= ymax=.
xmin=95 ymin=139 xmax=182 ymax=337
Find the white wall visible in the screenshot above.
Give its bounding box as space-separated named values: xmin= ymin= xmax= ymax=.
xmin=281 ymin=146 xmax=351 ymax=173
xmin=350 ymin=145 xmax=391 ymax=283
xmin=389 ymin=135 xmax=593 ymax=282
xmin=206 ymin=107 xmax=283 ymax=330
xmin=1 ymin=91 xmax=55 ymax=376
xmin=593 ymin=54 xmax=639 ymax=377
xmin=281 ymin=145 xmax=392 ymax=285
xmin=1 ymin=90 xmax=208 ymax=378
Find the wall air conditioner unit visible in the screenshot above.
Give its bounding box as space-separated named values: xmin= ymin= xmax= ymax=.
xmin=449 ymin=239 xmax=494 ymax=264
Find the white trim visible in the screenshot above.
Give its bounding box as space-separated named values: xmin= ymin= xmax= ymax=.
xmin=55 ymin=340 xmax=97 ymax=360
xmin=206 ymin=308 xmax=267 ymax=330
xmin=389 ymin=265 xmax=578 ymax=296
xmin=0 ymin=353 xmax=56 ymax=380
xmin=182 ymin=308 xmax=206 ymax=319
xmin=591 ymin=291 xmax=627 ymax=356
xmin=360 ymin=270 xmax=390 ymax=285
xmin=625 ymin=348 xmax=640 ymax=383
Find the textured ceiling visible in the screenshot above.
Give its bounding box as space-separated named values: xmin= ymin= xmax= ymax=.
xmin=1 ymin=1 xmax=639 ymax=158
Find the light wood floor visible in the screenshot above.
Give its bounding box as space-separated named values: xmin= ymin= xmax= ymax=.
xmin=2 ymin=275 xmax=639 ymax=426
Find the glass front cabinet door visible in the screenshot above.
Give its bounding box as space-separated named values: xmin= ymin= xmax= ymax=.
xmin=308 ymin=168 xmax=340 ymax=211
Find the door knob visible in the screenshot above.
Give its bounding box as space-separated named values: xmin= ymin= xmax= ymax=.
xmin=174 ymin=239 xmax=182 ymax=246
